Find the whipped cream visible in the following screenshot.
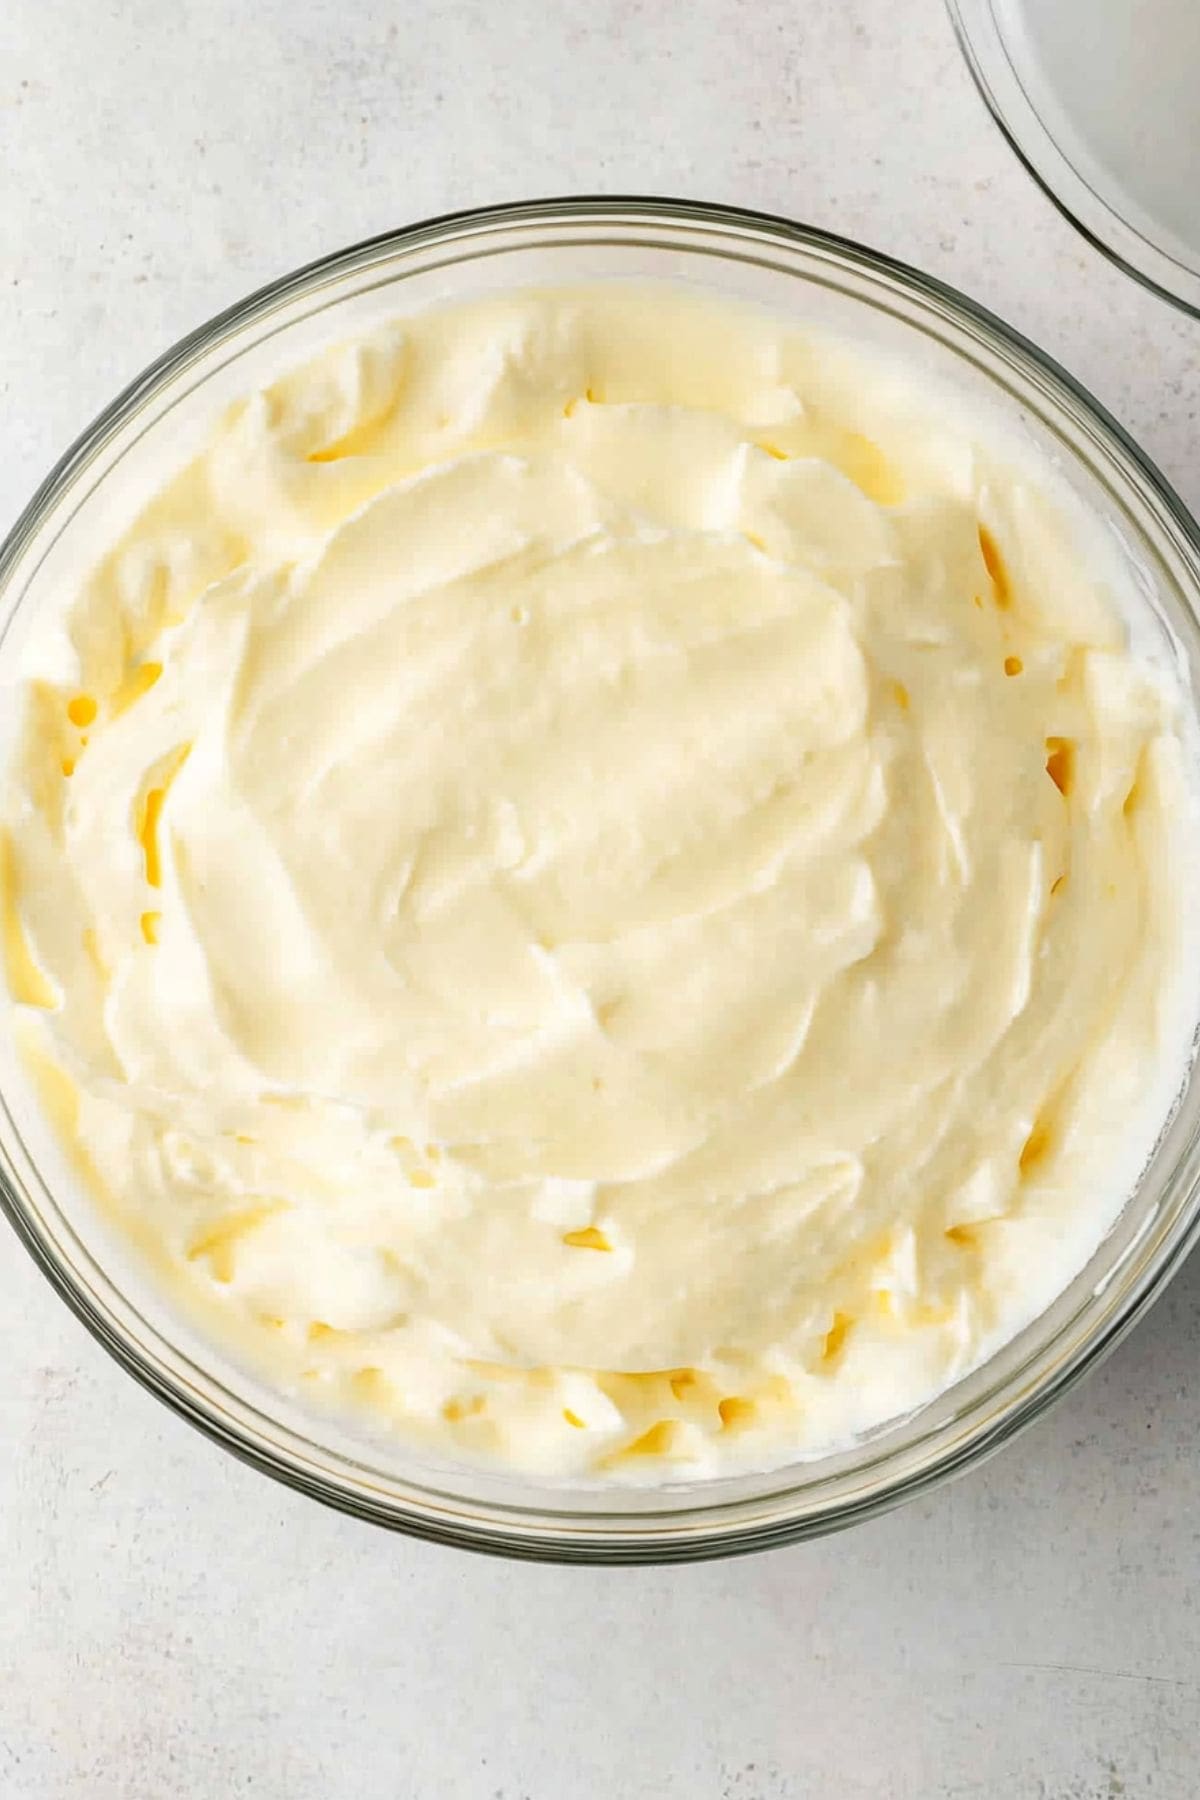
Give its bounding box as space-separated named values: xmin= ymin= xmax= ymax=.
xmin=4 ymin=285 xmax=1196 ymax=1480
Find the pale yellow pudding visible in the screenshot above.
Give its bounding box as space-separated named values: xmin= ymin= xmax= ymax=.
xmin=3 ymin=284 xmax=1196 ymax=1480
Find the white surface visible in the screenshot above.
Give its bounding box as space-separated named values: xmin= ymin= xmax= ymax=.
xmin=1 ymin=2 xmax=1199 ymax=1795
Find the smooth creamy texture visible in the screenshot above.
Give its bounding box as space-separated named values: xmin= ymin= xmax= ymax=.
xmin=4 ymin=286 xmax=1196 ymax=1480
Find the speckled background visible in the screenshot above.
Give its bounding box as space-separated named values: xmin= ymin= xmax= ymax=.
xmin=1 ymin=2 xmax=1198 ymax=1795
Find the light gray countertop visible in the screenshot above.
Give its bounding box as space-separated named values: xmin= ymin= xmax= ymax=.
xmin=1 ymin=3 xmax=1198 ymax=1795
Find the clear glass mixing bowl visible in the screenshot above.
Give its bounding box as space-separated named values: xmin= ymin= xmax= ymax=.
xmin=2 ymin=198 xmax=1200 ymax=1563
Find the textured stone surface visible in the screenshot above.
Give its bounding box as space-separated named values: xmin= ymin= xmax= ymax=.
xmin=1 ymin=2 xmax=1198 ymax=1794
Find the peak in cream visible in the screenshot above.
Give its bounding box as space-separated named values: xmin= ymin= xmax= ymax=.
xmin=4 ymin=285 xmax=1197 ymax=1481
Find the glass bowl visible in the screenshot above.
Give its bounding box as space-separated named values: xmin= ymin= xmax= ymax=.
xmin=946 ymin=0 xmax=1200 ymax=319
xmin=3 ymin=197 xmax=1200 ymax=1564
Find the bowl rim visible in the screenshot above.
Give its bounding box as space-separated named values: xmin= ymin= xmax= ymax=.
xmin=4 ymin=193 xmax=1200 ymax=1564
